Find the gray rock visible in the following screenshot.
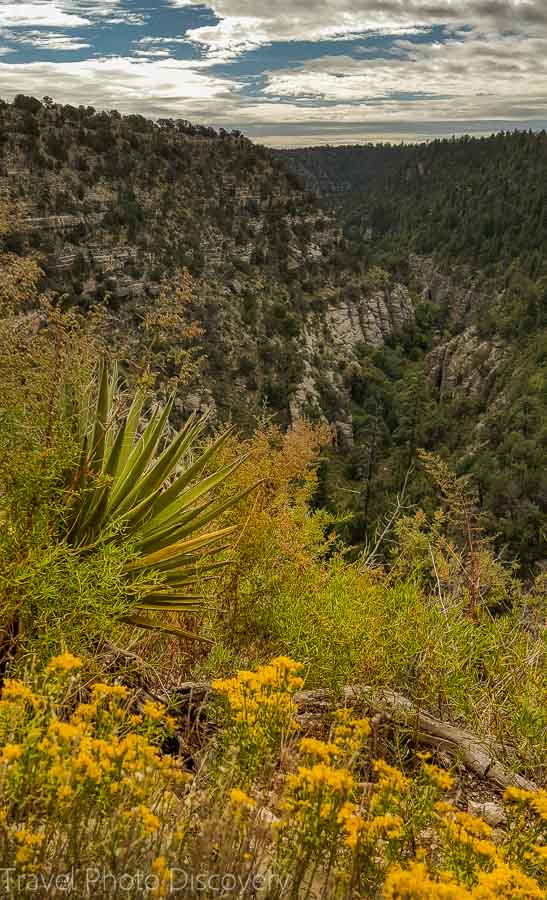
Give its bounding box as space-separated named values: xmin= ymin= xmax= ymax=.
xmin=467 ymin=800 xmax=507 ymax=827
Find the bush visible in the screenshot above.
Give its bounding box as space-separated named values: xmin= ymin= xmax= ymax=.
xmin=1 ymin=656 xmax=545 ymax=898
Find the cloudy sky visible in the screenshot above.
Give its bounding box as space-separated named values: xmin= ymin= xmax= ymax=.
xmin=0 ymin=0 xmax=546 ymax=145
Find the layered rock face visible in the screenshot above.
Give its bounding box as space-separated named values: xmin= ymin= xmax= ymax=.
xmin=288 ymin=283 xmax=414 ymax=424
xmin=426 ymin=328 xmax=507 ymax=400
xmin=411 ymin=255 xmax=507 ymax=403
xmin=323 ymin=284 xmax=414 ymax=352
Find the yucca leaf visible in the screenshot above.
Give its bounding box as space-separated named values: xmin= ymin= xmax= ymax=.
xmin=148 ymin=426 xmax=236 ymax=521
xmin=136 ymin=498 xmax=214 ymax=553
xmin=136 ymin=604 xmax=203 ymax=613
xmin=89 ymin=360 xmax=112 ymax=474
xmin=156 ymin=541 xmax=234 ymax=572
xmin=113 ymin=383 xmax=146 ymax=479
xmin=116 ymin=487 xmax=164 ymax=530
xmin=106 ymin=396 xmax=174 ymax=516
xmin=153 ymin=561 xmax=230 ymax=588
xmin=142 ymin=454 xmax=248 ymax=537
xmin=138 ymin=480 xmax=259 ymax=555
xmin=112 ymin=417 xmax=202 ymax=521
xmin=119 ymin=614 xmax=213 ymax=642
xmin=125 ymin=525 xmax=237 ymax=571
xmin=167 ymin=479 xmax=260 ymax=542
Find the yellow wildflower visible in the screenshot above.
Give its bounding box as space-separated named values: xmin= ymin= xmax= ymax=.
xmin=1 ymin=743 xmax=23 ymax=763
xmin=142 ymin=701 xmax=166 ymax=721
xmin=287 ymin=763 xmax=354 ymax=793
xmin=15 ymin=846 xmax=33 ymax=865
xmin=362 ymin=813 xmax=404 ymax=841
xmin=473 ymin=862 xmax=544 ymax=898
xmin=138 ymin=804 xmax=160 ymax=834
xmin=423 ymin=763 xmax=454 ymax=792
xmin=1 ymin=680 xmax=36 ymax=704
xmin=92 ymin=682 xmax=129 ymax=700
xmin=416 ymin=750 xmax=432 ymax=761
xmin=451 ymin=811 xmax=492 ymax=838
xmin=383 ymin=861 xmax=471 ymax=898
xmin=229 ymin=788 xmax=256 ymax=809
xmin=373 ymin=759 xmax=411 ymax=794
xmin=49 ymin=721 xmax=82 ymax=743
xmin=57 ymin=785 xmax=73 ymax=800
xmin=299 ymin=737 xmax=339 ymax=762
xmin=46 ymin=652 xmax=82 ymax=673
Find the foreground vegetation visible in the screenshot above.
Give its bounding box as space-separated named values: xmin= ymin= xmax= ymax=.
xmin=1 ymin=654 xmax=545 ymax=898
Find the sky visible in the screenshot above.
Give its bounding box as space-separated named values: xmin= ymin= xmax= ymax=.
xmin=0 ymin=0 xmax=546 ymax=146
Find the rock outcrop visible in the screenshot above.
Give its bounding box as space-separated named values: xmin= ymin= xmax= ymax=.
xmin=426 ymin=327 xmax=507 ymax=400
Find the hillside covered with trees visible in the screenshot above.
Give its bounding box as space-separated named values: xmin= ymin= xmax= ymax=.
xmin=282 ymin=134 xmax=547 ymax=569
xmin=1 ymin=97 xmax=546 ymax=571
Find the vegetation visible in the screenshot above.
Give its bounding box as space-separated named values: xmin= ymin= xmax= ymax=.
xmin=0 ymin=655 xmax=545 ymax=898
xmin=65 ymin=361 xmax=257 ymax=639
xmin=0 ymin=103 xmax=545 ymax=897
xmin=282 ymin=134 xmax=547 ymax=569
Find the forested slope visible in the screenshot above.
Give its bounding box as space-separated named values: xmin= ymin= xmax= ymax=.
xmin=282 ymin=134 xmax=547 ymax=569
xmin=2 ymin=96 xmax=546 ymax=569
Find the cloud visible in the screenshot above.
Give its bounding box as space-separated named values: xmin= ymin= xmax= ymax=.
xmin=4 ymin=29 xmax=91 ymax=50
xmin=260 ymin=30 xmax=547 ymax=121
xmin=132 ymin=49 xmax=172 ymax=57
xmin=0 ymin=56 xmax=243 ymax=118
xmin=0 ymin=2 xmax=91 ymax=28
xmin=175 ymin=0 xmax=547 ymax=60
xmin=0 ymin=0 xmax=145 ymax=28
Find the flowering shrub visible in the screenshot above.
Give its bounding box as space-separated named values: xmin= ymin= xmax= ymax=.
xmin=0 ymin=655 xmax=189 ymax=897
xmin=1 ymin=655 xmax=545 ymax=898
xmin=213 ymin=656 xmax=304 ymax=782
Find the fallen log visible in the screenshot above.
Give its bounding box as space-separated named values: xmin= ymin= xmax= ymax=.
xmin=155 ymin=681 xmax=538 ymax=793
xmin=294 ymin=685 xmax=538 ymax=793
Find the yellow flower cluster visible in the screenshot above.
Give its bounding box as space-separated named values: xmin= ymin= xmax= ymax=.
xmin=337 ymin=801 xmax=404 ymax=850
xmin=46 ymin=652 xmax=82 ymax=673
xmin=383 ymin=859 xmax=545 ymax=899
xmin=1 ymin=679 xmax=37 ymax=704
xmin=504 ymin=786 xmax=547 ymax=822
xmin=229 ymin=788 xmax=256 ymax=810
xmin=138 ymin=804 xmax=161 ymax=835
xmin=373 ymin=759 xmax=411 ymax=795
xmin=1 ymin=743 xmax=23 ymax=763
xmin=332 ymin=708 xmax=370 ymax=755
xmin=286 ymin=762 xmax=354 ymax=794
xmin=213 ymin=656 xmax=304 ymax=777
xmin=213 ymin=656 xmax=304 ymax=724
xmin=422 ymin=761 xmax=455 ymax=792
xmin=383 ymin=860 xmax=470 ymax=899
xmin=0 ymin=655 xmax=195 ymax=890
xmin=12 ymin=827 xmax=45 ymax=867
xmin=299 ymin=737 xmax=339 ymax=762
xmin=473 ymin=862 xmax=545 ymax=899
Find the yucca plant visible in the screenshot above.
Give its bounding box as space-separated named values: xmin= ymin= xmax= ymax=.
xmin=65 ymin=361 xmax=257 ymax=639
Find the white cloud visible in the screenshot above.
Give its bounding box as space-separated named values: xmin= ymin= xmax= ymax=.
xmin=0 ymin=0 xmax=145 ymax=28
xmin=261 ymin=30 xmax=547 ymax=120
xmin=175 ymin=0 xmax=547 ymax=59
xmin=5 ymin=29 xmax=91 ymax=50
xmin=133 ymin=49 xmax=172 ymax=57
xmin=0 ymin=56 xmax=243 ymax=118
xmin=0 ymin=2 xmax=90 ymax=28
